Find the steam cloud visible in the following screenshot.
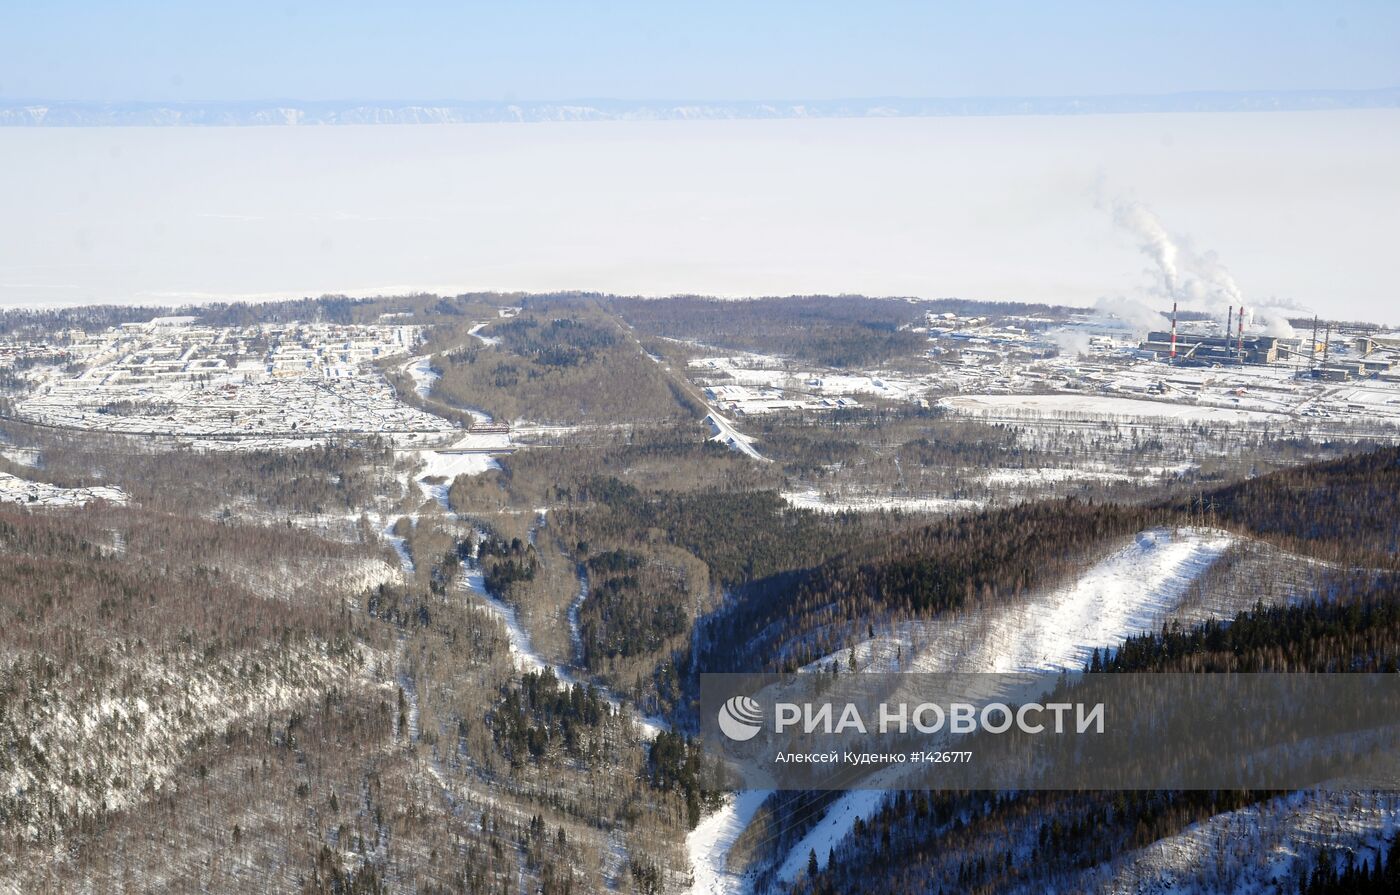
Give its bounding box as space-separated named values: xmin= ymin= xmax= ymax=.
xmin=1110 ymin=199 xmax=1297 ymax=338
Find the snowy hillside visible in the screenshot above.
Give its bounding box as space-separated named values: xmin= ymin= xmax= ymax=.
xmin=765 ymin=528 xmax=1253 ymax=889
xmin=803 ymin=527 xmax=1236 ymax=675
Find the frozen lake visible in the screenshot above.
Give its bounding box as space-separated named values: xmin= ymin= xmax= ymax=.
xmin=1 ymin=110 xmax=1396 ymax=322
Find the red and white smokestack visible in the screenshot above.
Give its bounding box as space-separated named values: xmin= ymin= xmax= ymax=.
xmin=1237 ymin=306 xmax=1245 ymax=360
xmin=1169 ymin=302 xmax=1178 ymax=360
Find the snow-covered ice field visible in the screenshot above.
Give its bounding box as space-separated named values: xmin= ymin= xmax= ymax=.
xmin=3 ymin=112 xmax=1397 ymax=322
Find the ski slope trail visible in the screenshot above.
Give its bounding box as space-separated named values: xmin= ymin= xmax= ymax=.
xmin=761 ymin=527 xmax=1237 ymax=889
xmin=687 ymin=790 xmax=773 ymax=895
xmin=804 ymin=526 xmax=1237 ymax=676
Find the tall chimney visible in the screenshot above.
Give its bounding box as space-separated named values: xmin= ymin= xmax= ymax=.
xmin=1237 ymin=306 xmax=1245 ymax=361
xmin=1169 ymin=302 xmax=1178 ymax=360
xmin=1226 ymin=306 xmax=1233 ymax=339
xmin=1322 ymin=323 xmax=1331 ymax=367
xmin=1310 ymin=316 xmax=1319 ymax=370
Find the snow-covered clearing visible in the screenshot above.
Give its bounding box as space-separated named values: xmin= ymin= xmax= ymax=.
xmin=0 ymin=471 xmax=128 ymax=507
xmin=687 ymin=790 xmax=773 ymax=895
xmin=411 ymin=450 xmax=502 ymax=509
xmin=0 ymin=446 xmax=40 ymax=468
xmin=942 ymin=393 xmax=1285 ymax=424
xmin=980 ymin=463 xmax=1192 ymax=487
xmin=402 ymin=355 xmax=440 ymax=399
xmin=704 ymin=412 xmax=767 ymax=461
xmin=780 ymin=489 xmax=980 ymax=515
xmin=469 ymin=322 xmax=501 ymax=347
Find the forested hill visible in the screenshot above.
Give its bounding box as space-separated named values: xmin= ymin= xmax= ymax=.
xmin=780 ymin=447 xmax=1400 ymax=895
xmin=1182 ymin=444 xmax=1400 ymax=563
xmin=704 ymin=445 xmax=1400 ymax=674
xmin=706 ymin=500 xmax=1165 ymax=672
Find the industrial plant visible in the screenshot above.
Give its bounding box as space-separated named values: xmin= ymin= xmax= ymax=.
xmin=1141 ymin=303 xmax=1398 ymax=381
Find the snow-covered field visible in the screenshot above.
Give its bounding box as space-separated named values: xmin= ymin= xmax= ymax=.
xmin=780 ymin=489 xmax=981 ymax=515
xmin=943 ymin=393 xmax=1284 ymax=424
xmin=979 ymin=463 xmax=1193 ymax=487
xmin=689 ymin=353 xmax=929 ymax=416
xmin=0 ymin=471 xmax=128 ymax=507
xmin=410 ymin=449 xmax=503 ymax=509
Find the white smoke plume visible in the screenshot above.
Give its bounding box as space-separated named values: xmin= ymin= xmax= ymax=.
xmin=1110 ymin=198 xmax=1296 ymax=338
xmin=1093 ymin=295 xmax=1167 ymax=332
xmin=1049 ymin=328 xmax=1093 ymax=356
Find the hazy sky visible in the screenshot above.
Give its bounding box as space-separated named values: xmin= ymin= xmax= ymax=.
xmin=4 ymin=1 xmax=1399 ymax=102
xmin=4 ymin=111 xmax=1397 ymax=324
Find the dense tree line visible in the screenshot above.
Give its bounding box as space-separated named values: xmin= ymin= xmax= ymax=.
xmin=1182 ymin=444 xmax=1400 ymax=565
xmin=1300 ymin=835 xmax=1400 ymax=895
xmin=490 ymin=668 xmax=613 ymax=767
xmin=559 ymin=478 xmax=892 ymax=587
xmin=478 ymin=532 xmax=539 ymax=595
xmin=609 ymin=294 xmax=931 ymax=368
xmin=789 ymin=788 xmax=1283 ymax=895
xmin=1097 ymin=586 xmax=1400 ymax=673
xmin=578 ymin=548 xmax=690 ymax=667
xmin=645 ymin=731 xmax=722 ymax=829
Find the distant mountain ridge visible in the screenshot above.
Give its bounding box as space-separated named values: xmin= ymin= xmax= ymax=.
xmin=3 ymin=89 xmax=1398 ymax=126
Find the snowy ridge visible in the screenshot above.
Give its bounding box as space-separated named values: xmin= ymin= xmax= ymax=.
xmin=1072 ymin=791 xmax=1400 ymax=894
xmin=0 ymin=471 xmax=128 ymax=507
xmin=0 ymin=641 xmax=379 ymax=838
